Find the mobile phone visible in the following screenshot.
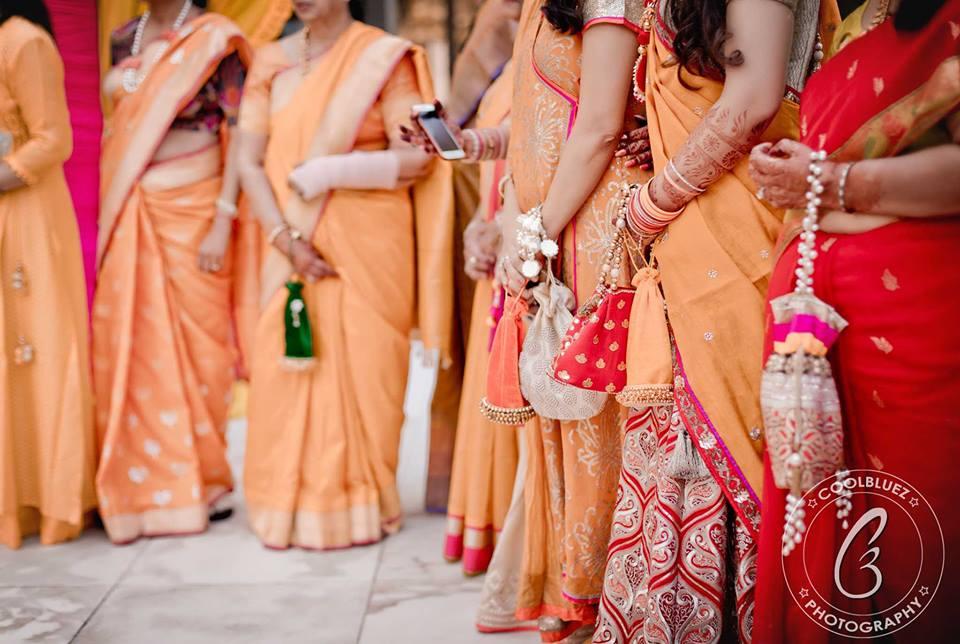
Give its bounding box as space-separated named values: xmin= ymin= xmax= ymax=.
xmin=412 ymin=103 xmax=466 ymax=161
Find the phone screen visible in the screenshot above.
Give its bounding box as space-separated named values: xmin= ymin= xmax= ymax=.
xmin=416 ymin=110 xmax=462 ymax=154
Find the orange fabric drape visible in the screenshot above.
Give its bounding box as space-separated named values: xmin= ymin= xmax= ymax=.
xmin=0 ymin=18 xmax=96 ymax=549
xmin=645 ymin=30 xmax=800 ymax=521
xmin=94 ymin=14 xmax=253 ymax=543
xmin=443 ymin=65 xmax=518 ymax=575
xmin=241 ymin=22 xmax=453 ymax=550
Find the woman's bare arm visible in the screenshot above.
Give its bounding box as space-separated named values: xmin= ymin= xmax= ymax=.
xmin=649 ymin=0 xmax=795 ymax=210
xmin=750 ymin=138 xmax=960 ymax=218
xmin=538 ymin=23 xmax=638 ymax=239
xmin=236 ymin=131 xmax=286 ymax=231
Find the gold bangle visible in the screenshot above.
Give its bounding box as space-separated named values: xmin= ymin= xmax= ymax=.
xmin=497 ymin=173 xmax=512 ymax=204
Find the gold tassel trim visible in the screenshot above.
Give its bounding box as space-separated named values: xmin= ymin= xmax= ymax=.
xmin=616 ymin=384 xmax=674 ymax=408
xmin=479 ymin=398 xmax=536 ymax=426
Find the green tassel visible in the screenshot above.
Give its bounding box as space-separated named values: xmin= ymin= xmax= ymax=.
xmin=282 ymin=280 xmax=316 ymax=371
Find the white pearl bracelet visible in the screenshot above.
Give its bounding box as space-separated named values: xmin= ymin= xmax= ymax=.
xmin=516 ymin=205 xmax=559 ymax=280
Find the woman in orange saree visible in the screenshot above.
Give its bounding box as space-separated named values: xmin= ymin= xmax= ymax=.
xmin=494 ymin=0 xmax=652 ymax=639
xmin=443 ymin=64 xmax=518 ymax=578
xmin=94 ymin=2 xmax=253 ymax=544
xmin=0 ymin=3 xmax=96 ymax=549
xmin=236 ymin=0 xmax=453 ymax=551
xmin=592 ymin=1 xmax=839 ymax=641
xmin=751 ymin=1 xmax=960 ymax=640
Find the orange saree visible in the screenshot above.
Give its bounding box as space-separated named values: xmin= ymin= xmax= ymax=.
xmin=94 ymin=14 xmax=253 ymax=544
xmin=507 ymin=0 xmax=649 ymax=630
xmin=240 ymin=22 xmax=453 ymax=551
xmin=444 ymin=64 xmax=518 ymax=577
xmin=0 ymin=17 xmax=96 ymax=549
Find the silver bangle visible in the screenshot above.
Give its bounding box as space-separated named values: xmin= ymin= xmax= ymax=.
xmin=837 ymin=162 xmax=855 ymax=213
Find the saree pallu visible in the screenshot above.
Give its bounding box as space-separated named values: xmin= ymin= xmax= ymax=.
xmin=95 ymin=14 xmax=253 ymax=543
xmin=243 ymin=22 xmax=453 ymax=550
xmin=593 ymin=4 xmax=842 ymax=637
xmin=507 ymin=0 xmax=648 ymax=628
xmin=755 ymin=6 xmax=960 ymax=641
xmin=444 ymin=65 xmax=519 ymax=577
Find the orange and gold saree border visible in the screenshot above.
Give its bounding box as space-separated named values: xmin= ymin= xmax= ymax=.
xmin=99 ymin=13 xmax=252 ymax=266
xmin=246 ymin=505 xmax=401 ymax=551
xmin=800 ymin=0 xmax=960 ymax=154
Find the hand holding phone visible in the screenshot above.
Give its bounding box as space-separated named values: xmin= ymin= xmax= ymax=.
xmin=409 ymin=103 xmax=466 ymax=161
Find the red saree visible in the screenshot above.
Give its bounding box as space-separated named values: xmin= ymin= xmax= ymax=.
xmin=755 ymin=3 xmax=960 ymax=641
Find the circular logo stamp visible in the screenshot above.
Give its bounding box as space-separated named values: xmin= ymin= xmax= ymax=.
xmin=782 ymin=469 xmax=944 ymax=638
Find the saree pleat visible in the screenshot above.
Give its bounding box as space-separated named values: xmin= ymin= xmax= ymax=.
xmin=94 ymin=153 xmax=235 ymax=543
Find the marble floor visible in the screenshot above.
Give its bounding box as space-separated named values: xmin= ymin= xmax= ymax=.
xmin=0 ymin=358 xmax=534 ymax=643
xmin=0 ymin=510 xmax=535 ymax=644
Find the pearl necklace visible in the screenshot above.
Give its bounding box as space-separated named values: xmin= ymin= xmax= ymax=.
xmin=122 ymin=0 xmax=193 ymax=93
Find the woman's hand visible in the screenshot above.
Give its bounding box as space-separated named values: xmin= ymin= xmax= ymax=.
xmin=197 ymin=217 xmax=232 ymax=273
xmin=749 ymin=140 xmax=841 ymax=210
xmin=285 ymin=236 xmax=337 ymax=282
xmin=399 ymin=100 xmax=463 ymax=157
xmin=494 ymin=210 xmax=530 ymax=296
xmin=615 ymin=116 xmax=652 ymax=169
xmin=463 ymin=216 xmax=500 ymax=281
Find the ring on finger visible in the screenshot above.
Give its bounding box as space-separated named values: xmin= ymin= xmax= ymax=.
xmin=756 ymin=187 xmax=766 ymax=201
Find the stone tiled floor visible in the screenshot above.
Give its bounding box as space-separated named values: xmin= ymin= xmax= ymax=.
xmin=0 ymin=359 xmax=534 ymax=643
xmin=0 ymin=512 xmax=534 ymax=643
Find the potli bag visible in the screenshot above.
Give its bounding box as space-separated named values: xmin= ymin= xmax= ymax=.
xmin=616 ymin=258 xmax=673 ymax=409
xmin=481 ymin=293 xmax=536 ymax=425
xmin=520 ymin=267 xmax=608 ymax=420
xmin=282 ymin=279 xmax=316 ymax=371
xmin=552 ymin=186 xmax=634 ymax=394
xmin=761 ymin=150 xmax=849 ymax=557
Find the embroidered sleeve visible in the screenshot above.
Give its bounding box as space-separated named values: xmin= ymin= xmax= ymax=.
xmin=582 ymin=0 xmax=647 ymax=33
xmin=213 ymin=52 xmax=247 ymax=127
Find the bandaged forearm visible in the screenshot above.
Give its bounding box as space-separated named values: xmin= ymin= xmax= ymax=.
xmin=287 ymin=151 xmax=401 ymax=200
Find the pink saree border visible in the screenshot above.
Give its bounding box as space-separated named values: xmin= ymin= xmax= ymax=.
xmin=673 ymin=349 xmax=762 ymax=539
